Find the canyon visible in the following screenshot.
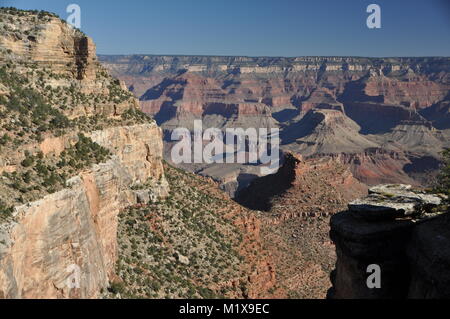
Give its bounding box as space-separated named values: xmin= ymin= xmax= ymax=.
xmin=100 ymin=55 xmax=450 ymax=195
xmin=99 ymin=54 xmax=450 ymax=299
xmin=0 ymin=8 xmax=275 ymax=299
xmin=1 ymin=7 xmax=449 ymax=300
xmin=237 ymin=153 xmax=369 ymax=298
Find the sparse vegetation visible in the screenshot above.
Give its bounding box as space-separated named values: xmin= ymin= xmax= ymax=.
xmin=435 ymin=148 xmax=450 ymax=206
xmin=108 ymin=163 xmax=263 ymax=299
xmin=0 ymin=199 xmax=13 ymax=220
xmin=0 ymin=7 xmax=155 ymax=222
xmin=57 ymin=134 xmax=111 ymax=170
xmin=0 ymin=134 xmax=111 ymax=216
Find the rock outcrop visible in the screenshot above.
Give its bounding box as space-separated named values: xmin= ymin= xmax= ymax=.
xmin=0 ymin=9 xmax=279 ymax=300
xmin=237 ymin=153 xmax=368 ymax=218
xmin=0 ymin=11 xmax=96 ymax=80
xmin=0 ymin=9 xmax=169 ymax=299
xmin=236 ymin=153 xmax=367 ymax=298
xmin=329 ymin=184 xmax=448 ymax=299
xmin=0 ymin=124 xmax=168 ymax=299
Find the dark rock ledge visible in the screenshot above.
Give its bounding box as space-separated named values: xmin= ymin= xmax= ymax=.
xmin=328 ymin=184 xmax=449 ymax=299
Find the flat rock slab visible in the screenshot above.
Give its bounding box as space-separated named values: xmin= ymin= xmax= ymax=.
xmin=349 ymin=184 xmax=443 ymax=221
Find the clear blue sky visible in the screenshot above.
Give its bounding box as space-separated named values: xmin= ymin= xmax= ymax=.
xmin=2 ymin=0 xmax=450 ymax=57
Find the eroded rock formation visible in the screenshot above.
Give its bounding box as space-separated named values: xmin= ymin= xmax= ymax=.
xmin=0 ymin=9 xmax=167 ymax=299
xmin=329 ymin=184 xmax=448 ymax=299
xmin=0 ymin=124 xmax=168 ymax=299
xmin=237 ymin=153 xmax=368 ymax=218
xmin=100 ymin=54 xmax=450 ymax=191
xmin=0 ymin=9 xmax=277 ymax=299
xmin=236 ymin=153 xmax=367 ymax=298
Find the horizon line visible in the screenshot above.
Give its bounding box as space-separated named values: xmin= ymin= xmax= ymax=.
xmin=97 ymin=53 xmax=450 ymax=59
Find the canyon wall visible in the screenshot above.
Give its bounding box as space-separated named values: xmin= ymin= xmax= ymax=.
xmin=0 ymin=124 xmax=168 ymax=299
xmin=0 ymin=9 xmax=169 ymax=299
xmin=328 ymin=185 xmax=449 ymax=299
xmin=100 ymin=54 xmax=450 ymax=191
xmin=0 ymin=12 xmax=96 ymax=81
xmin=0 ymin=9 xmax=276 ymax=299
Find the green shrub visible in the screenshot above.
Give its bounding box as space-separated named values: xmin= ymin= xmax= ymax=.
xmin=21 ymin=153 xmax=34 ymax=167
xmin=108 ymin=281 xmax=125 ymax=294
xmin=0 ymin=133 xmax=11 ymax=145
xmin=0 ymin=200 xmax=13 ymax=217
xmin=435 ymin=148 xmax=450 ymax=204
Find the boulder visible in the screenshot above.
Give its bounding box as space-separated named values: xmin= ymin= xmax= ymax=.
xmin=175 ymin=252 xmax=190 ymax=265
xmin=134 ymin=190 xmax=150 ymax=204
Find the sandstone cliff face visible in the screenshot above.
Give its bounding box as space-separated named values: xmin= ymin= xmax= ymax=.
xmin=0 ymin=9 xmax=139 ymax=122
xmin=0 ymin=9 xmax=170 ymax=299
xmin=0 ymin=124 xmax=168 ymax=299
xmin=329 ymin=185 xmax=448 ymax=299
xmin=88 ymin=124 xmax=165 ymax=184
xmin=0 ymin=12 xmax=96 ymax=81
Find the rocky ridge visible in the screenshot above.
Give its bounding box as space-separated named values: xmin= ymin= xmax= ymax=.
xmin=236 ymin=153 xmax=367 ymax=298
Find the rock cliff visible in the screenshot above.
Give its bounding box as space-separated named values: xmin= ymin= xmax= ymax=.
xmin=0 ymin=8 xmax=170 ymax=298
xmin=0 ymin=124 xmax=168 ymax=299
xmin=237 ymin=153 xmax=368 ymax=216
xmin=328 ymin=184 xmax=448 ymax=299
xmin=0 ymin=8 xmax=276 ymax=299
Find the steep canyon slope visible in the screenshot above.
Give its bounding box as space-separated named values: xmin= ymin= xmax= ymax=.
xmin=0 ymin=8 xmax=167 ymax=298
xmin=0 ymin=8 xmax=274 ymax=299
xmin=235 ymin=153 xmax=368 ymax=298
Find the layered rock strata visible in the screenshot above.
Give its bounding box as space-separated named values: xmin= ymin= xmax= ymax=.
xmin=100 ymin=54 xmax=450 ymax=190
xmin=0 ymin=124 xmax=168 ymax=299
xmin=0 ymin=9 xmax=169 ymax=299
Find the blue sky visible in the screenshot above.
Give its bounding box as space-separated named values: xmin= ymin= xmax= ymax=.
xmin=2 ymin=0 xmax=450 ymax=57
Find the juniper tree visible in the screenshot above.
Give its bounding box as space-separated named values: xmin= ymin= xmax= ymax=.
xmin=435 ymin=148 xmax=450 ymax=205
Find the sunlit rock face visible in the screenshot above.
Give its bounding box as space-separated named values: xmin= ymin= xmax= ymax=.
xmin=0 ymin=9 xmax=168 ymax=299
xmin=0 ymin=123 xmax=168 ymax=299
xmin=101 ymin=55 xmax=450 ymax=191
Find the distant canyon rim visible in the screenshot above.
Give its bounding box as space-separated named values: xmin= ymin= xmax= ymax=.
xmin=100 ymin=54 xmax=450 ymax=197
